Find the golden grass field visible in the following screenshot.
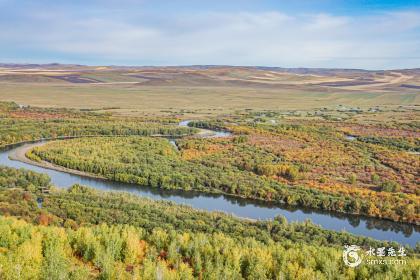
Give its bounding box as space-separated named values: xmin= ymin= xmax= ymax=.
xmin=0 ymin=65 xmax=418 ymax=116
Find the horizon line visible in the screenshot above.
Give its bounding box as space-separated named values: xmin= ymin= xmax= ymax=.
xmin=1 ymin=62 xmax=419 ymax=72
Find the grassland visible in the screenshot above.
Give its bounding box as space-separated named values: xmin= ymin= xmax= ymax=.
xmin=0 ymin=65 xmax=418 ymax=117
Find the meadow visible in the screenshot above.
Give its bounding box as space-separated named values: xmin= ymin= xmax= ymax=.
xmin=0 ymin=65 xmax=418 ymax=116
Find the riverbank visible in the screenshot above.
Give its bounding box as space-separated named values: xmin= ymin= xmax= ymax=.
xmin=8 ymin=141 xmax=107 ymax=180
xmin=6 ymin=122 xmax=224 ymax=180
xmin=7 ymin=136 xmax=202 ymax=180
xmin=2 ymin=125 xmax=419 ymax=245
xmin=2 ymin=139 xmax=419 ymax=245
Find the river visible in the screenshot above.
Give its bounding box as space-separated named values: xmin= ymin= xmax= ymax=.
xmin=0 ymin=121 xmax=418 ymax=246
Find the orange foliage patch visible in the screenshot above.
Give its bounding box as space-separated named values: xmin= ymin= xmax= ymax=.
xmin=10 ymin=111 xmax=67 ymax=120
xmin=336 ymin=124 xmax=420 ymax=138
xmin=38 ymin=212 xmax=51 ymax=226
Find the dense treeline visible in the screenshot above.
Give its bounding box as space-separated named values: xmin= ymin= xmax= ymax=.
xmin=0 ymin=166 xmax=409 ymax=250
xmin=0 ymin=166 xmax=50 ymax=193
xmin=0 ymin=102 xmax=196 ymax=147
xmin=187 ymin=120 xmax=226 ymax=130
xmin=29 ymin=136 xmax=419 ymax=224
xmin=1 ymin=216 xmax=418 ymax=280
xmin=41 ymin=186 xmax=404 ymax=249
xmin=0 ymin=166 xmax=419 ymax=279
xmin=0 ymin=118 xmax=194 ymax=147
xmin=356 ymin=136 xmax=419 ymax=152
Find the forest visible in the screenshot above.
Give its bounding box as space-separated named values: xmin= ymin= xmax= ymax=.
xmin=28 ymin=134 xmax=419 ymax=224
xmin=0 ymin=166 xmax=401 ymax=249
xmin=0 ymin=165 xmax=419 ymax=280
xmin=0 ymin=102 xmax=196 ymax=148
xmin=1 ymin=215 xmax=418 ymax=280
xmin=0 ymin=102 xmax=419 ymax=279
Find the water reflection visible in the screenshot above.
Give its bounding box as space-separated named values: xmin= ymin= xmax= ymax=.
xmin=0 ymin=140 xmax=418 ymax=246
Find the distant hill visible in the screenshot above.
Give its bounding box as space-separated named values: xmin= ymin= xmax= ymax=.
xmin=1 ymin=63 xmax=419 ymax=90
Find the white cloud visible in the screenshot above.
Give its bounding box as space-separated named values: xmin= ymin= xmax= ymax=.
xmin=1 ymin=7 xmax=419 ymax=69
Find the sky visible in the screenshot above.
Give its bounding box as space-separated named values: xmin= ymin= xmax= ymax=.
xmin=0 ymin=0 xmax=419 ymax=69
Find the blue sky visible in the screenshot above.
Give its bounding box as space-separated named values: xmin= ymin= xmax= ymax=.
xmin=1 ymin=0 xmax=419 ymax=69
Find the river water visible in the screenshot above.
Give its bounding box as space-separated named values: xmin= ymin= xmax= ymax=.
xmin=0 ymin=122 xmax=418 ymax=246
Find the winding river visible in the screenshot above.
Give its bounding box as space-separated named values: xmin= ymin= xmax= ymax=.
xmin=0 ymin=121 xmax=418 ymax=246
